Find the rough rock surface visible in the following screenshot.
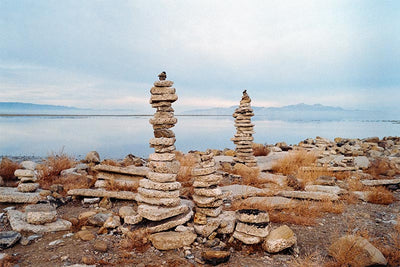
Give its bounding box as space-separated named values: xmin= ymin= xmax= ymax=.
xmin=7 ymin=210 xmax=71 ymax=233
xmin=262 ymin=225 xmax=297 ymax=253
xmin=149 ymin=231 xmax=196 ymax=250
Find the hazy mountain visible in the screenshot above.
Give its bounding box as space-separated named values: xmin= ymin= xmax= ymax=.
xmin=181 ymin=103 xmax=383 ymax=121
xmin=0 ymin=102 xmax=136 ymax=115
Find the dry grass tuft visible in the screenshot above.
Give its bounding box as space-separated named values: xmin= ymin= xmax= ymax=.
xmin=120 ymin=228 xmax=150 ymax=253
xmin=0 ymin=157 xmax=20 ymax=182
xmin=290 ymin=251 xmax=326 ymax=267
xmin=272 ymin=150 xmax=318 ymax=175
xmin=101 ymin=159 xmax=120 ymax=166
xmin=232 ymin=163 xmax=261 ymax=186
xmin=252 ymin=143 xmax=270 ymax=157
xmin=233 ymin=199 xmax=344 ymax=226
xmin=366 ymin=157 xmax=399 ymax=177
xmin=175 ymin=151 xmax=197 ymax=185
xmin=51 ymin=174 xmax=95 ymax=194
xmin=37 ymin=152 xmax=75 ymax=188
xmin=366 ymin=186 xmax=396 ymax=204
xmin=328 ymin=236 xmax=367 ymax=267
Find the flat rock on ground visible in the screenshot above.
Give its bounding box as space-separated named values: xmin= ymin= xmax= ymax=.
xmin=262 ymin=225 xmax=297 ymax=253
xmin=0 ymin=187 xmax=41 ymax=203
xmin=149 ymin=231 xmax=196 ymax=250
xmin=7 ymin=210 xmax=71 ymax=234
xmin=0 ymin=231 xmax=21 ymax=249
xmin=67 ymin=189 xmax=137 ymax=200
xmin=92 ymin=165 xmax=149 ymax=176
xmin=221 ymin=184 xmax=267 ymax=199
xmin=257 ymin=152 xmax=289 ymax=171
xmin=234 ymin=196 xmax=298 ymax=210
xmin=361 ymin=178 xmax=400 ymax=186
xmin=277 ymin=190 xmax=339 ymax=201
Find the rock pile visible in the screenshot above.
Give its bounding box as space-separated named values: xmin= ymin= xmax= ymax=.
xmin=137 ymin=72 xmax=192 ymax=232
xmin=231 ymin=90 xmax=257 ymax=167
xmin=93 ymin=164 xmax=148 ymax=191
xmin=14 ymin=161 xmax=39 ymax=193
xmin=233 ymin=209 xmax=271 ymax=244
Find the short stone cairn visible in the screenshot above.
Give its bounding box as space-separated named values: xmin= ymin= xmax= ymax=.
xmin=137 ymin=72 xmax=192 ymax=232
xmin=233 ymin=209 xmax=271 ymax=244
xmin=15 ymin=162 xmax=39 ymax=193
xmin=231 ymin=90 xmax=257 ymax=167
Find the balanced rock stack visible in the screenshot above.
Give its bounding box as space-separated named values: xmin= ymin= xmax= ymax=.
xmin=192 ymin=150 xmax=223 ymax=217
xmin=14 ymin=161 xmax=39 ymax=193
xmin=137 ymin=72 xmax=192 ymax=232
xmin=233 ymin=209 xmax=271 ymax=244
xmin=231 ymin=90 xmax=257 ymax=167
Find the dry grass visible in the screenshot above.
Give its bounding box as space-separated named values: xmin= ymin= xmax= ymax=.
xmin=232 ymin=163 xmax=261 ymax=186
xmin=232 ymin=199 xmax=344 ymax=226
xmin=272 ymin=150 xmax=318 ymax=175
xmin=252 ymin=143 xmax=270 ymax=156
xmin=175 ymin=151 xmax=197 ymax=185
xmin=366 ymin=186 xmax=396 ymax=204
xmin=119 ymin=228 xmax=150 ymax=253
xmin=105 ymin=180 xmax=139 ymax=192
xmin=51 ymin=174 xmax=95 ymax=194
xmin=0 ymin=157 xmax=20 ymax=182
xmin=101 ymin=159 xmax=120 ymax=166
xmin=366 ymin=157 xmax=399 ymax=177
xmin=37 ymin=152 xmax=75 ymax=189
xmin=290 ymin=251 xmax=327 ymax=267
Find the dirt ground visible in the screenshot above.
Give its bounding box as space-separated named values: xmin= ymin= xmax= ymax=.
xmin=1 ymin=189 xmax=399 ymax=267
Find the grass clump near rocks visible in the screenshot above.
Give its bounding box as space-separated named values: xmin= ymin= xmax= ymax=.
xmin=37 ymin=152 xmax=75 ymax=189
xmin=0 ymin=157 xmax=20 ymax=182
xmin=252 ymin=143 xmax=270 ymax=157
xmin=366 ymin=186 xmax=396 ymax=205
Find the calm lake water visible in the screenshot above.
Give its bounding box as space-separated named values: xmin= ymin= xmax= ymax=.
xmin=1 ymin=115 xmax=399 ymax=159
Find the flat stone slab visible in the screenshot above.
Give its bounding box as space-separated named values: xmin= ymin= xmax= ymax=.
xmin=147 ymin=209 xmax=193 ymax=233
xmin=257 ymin=152 xmax=289 ymax=171
xmin=258 ymin=173 xmax=287 ymax=187
xmin=277 ymin=190 xmax=339 ymax=201
xmin=149 ymin=231 xmax=197 ymax=250
xmin=234 ymin=197 xmax=298 ymax=210
xmin=7 ymin=210 xmax=71 ymax=233
xmin=0 ymin=187 xmax=41 ymax=203
xmin=305 ymin=185 xmax=346 ymax=195
xmin=361 ymin=178 xmax=400 ymax=186
xmin=67 ymin=189 xmax=137 ymax=200
xmin=221 ymin=185 xmax=267 ymax=199
xmin=93 ymin=165 xmax=148 ymax=176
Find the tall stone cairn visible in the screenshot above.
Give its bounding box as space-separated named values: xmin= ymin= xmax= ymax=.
xmin=192 ymin=150 xmax=224 ymax=237
xmin=231 ymin=90 xmax=257 ymax=167
xmin=137 ymin=72 xmax=191 ymax=232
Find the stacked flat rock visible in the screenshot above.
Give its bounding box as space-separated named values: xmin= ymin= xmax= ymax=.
xmin=231 ymin=90 xmax=257 ymax=167
xmin=137 ymin=72 xmax=191 ymax=231
xmin=233 ymin=209 xmax=271 ymax=244
xmin=14 ymin=162 xmax=39 ymax=193
xmin=192 ymin=150 xmax=223 ymax=218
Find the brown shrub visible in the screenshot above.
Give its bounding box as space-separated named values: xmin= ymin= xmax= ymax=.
xmin=232 ymin=163 xmax=261 ymax=186
xmin=175 ymin=151 xmax=197 ymax=185
xmin=0 ymin=157 xmax=20 ymax=181
xmin=252 ymin=143 xmax=270 ymax=156
xmin=271 ymin=150 xmax=317 ymax=176
xmin=366 ymin=157 xmax=398 ymax=177
xmin=366 ymin=186 xmax=396 ymax=204
xmin=328 ymin=236 xmax=368 ymax=267
xmin=51 ymin=173 xmax=95 ymax=194
xmin=37 ymin=152 xmax=75 ymax=188
xmin=290 ymin=251 xmax=326 ymax=267
xmin=101 ymin=159 xmax=120 ymax=166
xmin=120 ymin=228 xmax=150 ymax=253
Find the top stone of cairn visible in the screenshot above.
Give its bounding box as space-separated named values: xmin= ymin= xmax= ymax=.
xmin=154 ymin=71 xmax=173 ymax=87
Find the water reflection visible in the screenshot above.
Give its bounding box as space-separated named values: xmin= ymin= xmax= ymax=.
xmin=0 ymin=116 xmax=399 ymax=159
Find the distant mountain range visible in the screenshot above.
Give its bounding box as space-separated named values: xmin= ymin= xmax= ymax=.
xmin=181 ymin=103 xmax=385 ymax=121
xmin=0 ymin=102 xmax=136 ymax=115
xmin=0 ymin=102 xmax=390 ymax=120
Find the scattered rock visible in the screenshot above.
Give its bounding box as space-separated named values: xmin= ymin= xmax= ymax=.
xmin=0 ymin=231 xmax=21 ymax=249
xmin=149 ymin=231 xmax=197 ymax=250
xmin=76 ymin=230 xmax=95 ymax=241
xmin=85 ymin=151 xmax=100 ymax=164
xmin=118 ymin=206 xmax=135 ymax=218
xmin=93 ymin=240 xmax=108 ymax=252
xmin=329 ymin=235 xmax=387 ymax=266
xmin=202 ymin=250 xmax=231 ymax=265
xmin=25 ymin=204 xmax=57 ymax=225
xmin=99 ymin=197 xmax=112 ymax=209
xmin=103 ymin=216 xmax=121 ymax=228
xmin=48 ymin=239 xmax=64 ymax=246
xmin=262 ymin=225 xmax=297 ymax=253
xmin=354 ymin=156 xmax=370 ymax=169
xmin=82 ymin=198 xmax=100 ymax=204
xmin=88 ymin=213 xmax=111 ymax=226
xmin=7 ymin=210 xmax=71 ymax=233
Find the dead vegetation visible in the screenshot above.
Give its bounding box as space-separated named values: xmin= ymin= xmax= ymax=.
xmin=0 ymin=157 xmax=20 ymax=182
xmin=37 ymin=152 xmax=75 ymax=189
xmin=175 ymin=151 xmax=197 ymax=198
xmin=366 ymin=157 xmax=400 ymax=178
xmin=272 ymin=151 xmax=317 ymax=176
xmin=252 ymin=143 xmax=270 ymax=156
xmin=366 ymin=186 xmax=396 ymax=204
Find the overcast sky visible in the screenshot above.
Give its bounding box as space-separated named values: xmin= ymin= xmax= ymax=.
xmin=1 ymin=0 xmax=399 ymax=114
